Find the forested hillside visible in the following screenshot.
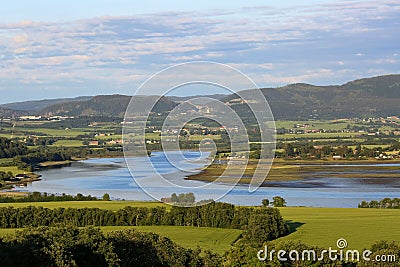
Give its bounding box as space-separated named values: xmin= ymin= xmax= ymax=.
xmin=2 ymin=74 xmax=400 ymax=120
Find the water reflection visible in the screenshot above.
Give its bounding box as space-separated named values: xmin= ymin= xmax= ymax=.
xmin=24 ymin=151 xmax=400 ymax=208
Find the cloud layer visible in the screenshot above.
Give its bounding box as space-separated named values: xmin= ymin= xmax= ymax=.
xmin=0 ymin=0 xmax=399 ymax=102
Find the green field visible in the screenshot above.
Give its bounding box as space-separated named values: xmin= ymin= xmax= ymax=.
xmin=0 ymin=225 xmax=241 ymax=254
xmin=189 ymin=135 xmax=222 ymax=141
xmin=95 ymin=134 xmax=122 ymax=140
xmin=0 ymin=166 xmax=21 ymax=175
xmin=102 ymin=226 xmax=242 ymax=254
xmin=0 ymin=158 xmax=13 ymax=165
xmin=348 ymin=144 xmax=391 ymax=149
xmin=50 ymin=139 xmax=84 ymax=147
xmin=0 ymin=133 xmax=15 ymax=138
xmin=275 ymin=120 xmax=357 ymax=131
xmin=0 ymin=201 xmax=169 ymax=211
xmin=277 ymin=132 xmax=357 ymax=140
xmin=277 ymin=207 xmax=400 ymax=250
xmin=15 ymin=127 xmax=89 ymax=137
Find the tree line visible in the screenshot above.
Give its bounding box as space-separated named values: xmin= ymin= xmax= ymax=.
xmin=225 ymin=239 xmax=400 ymax=266
xmin=0 ymin=137 xmax=27 ymax=158
xmin=275 ymin=141 xmax=400 ymax=159
xmin=358 ymin=198 xmax=400 ymax=209
xmin=0 ymin=202 xmax=287 ymax=240
xmin=12 ymin=146 xmax=123 ymax=171
xmin=0 ymin=201 xmax=291 ymax=266
xmin=1 ymin=226 xmax=397 ymax=266
xmin=0 ymin=226 xmax=221 ymax=267
xmin=0 ymin=171 xmax=14 ymax=181
xmin=0 ymin=192 xmax=101 ymax=203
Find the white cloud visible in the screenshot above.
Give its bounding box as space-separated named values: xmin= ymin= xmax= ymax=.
xmin=0 ymin=0 xmax=399 ymax=102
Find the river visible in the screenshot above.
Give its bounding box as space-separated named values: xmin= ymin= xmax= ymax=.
xmin=24 ymin=151 xmax=400 ymax=208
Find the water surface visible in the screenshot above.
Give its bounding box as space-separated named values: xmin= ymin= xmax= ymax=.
xmin=25 ymin=151 xmax=400 ymax=207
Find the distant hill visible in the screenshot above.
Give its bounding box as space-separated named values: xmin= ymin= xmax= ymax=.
xmin=169 ymin=94 xmax=227 ymax=104
xmin=1 ymin=96 xmax=93 ymax=112
xmin=40 ymin=94 xmax=177 ymax=117
xmin=222 ymin=74 xmax=400 ymax=120
xmin=341 ymin=74 xmax=400 ymax=98
xmin=0 ymin=107 xmax=29 ymax=118
xmin=2 ymin=74 xmax=399 ymax=120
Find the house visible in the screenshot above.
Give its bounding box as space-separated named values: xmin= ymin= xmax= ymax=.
xmin=106 ymin=139 xmax=123 ymax=145
xmin=89 ymin=141 xmax=99 ymax=146
xmin=332 ymin=155 xmax=342 ymax=159
xmin=19 ymin=116 xmax=42 ymax=120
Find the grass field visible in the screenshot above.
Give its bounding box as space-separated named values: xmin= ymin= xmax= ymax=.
xmin=0 ymin=225 xmax=241 ymax=254
xmin=102 ymin=226 xmax=242 ymax=254
xmin=95 ymin=134 xmax=122 ymax=140
xmin=189 ymin=135 xmax=222 ymax=141
xmin=0 ymin=158 xmax=13 ymax=165
xmin=348 ymin=144 xmax=391 ymax=149
xmin=14 ymin=127 xmax=89 ymax=137
xmin=50 ymin=139 xmax=84 ymax=147
xmin=276 ymin=207 xmax=400 ymax=250
xmin=0 ymin=166 xmax=21 ymax=175
xmin=277 ymin=132 xmax=357 ymax=140
xmin=0 ymin=133 xmax=15 ymax=138
xmin=275 ymin=120 xmax=356 ymax=131
xmin=0 ymin=201 xmax=169 ymax=211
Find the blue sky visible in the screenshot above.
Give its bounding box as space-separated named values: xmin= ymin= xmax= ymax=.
xmin=0 ymin=0 xmax=399 ymax=103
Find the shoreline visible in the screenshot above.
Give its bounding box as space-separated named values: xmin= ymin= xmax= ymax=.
xmin=185 ymin=157 xmax=400 ymax=185
xmin=6 ymin=154 xmax=400 ymax=192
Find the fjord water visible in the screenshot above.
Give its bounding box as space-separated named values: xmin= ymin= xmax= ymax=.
xmin=27 ymin=151 xmax=400 ymax=207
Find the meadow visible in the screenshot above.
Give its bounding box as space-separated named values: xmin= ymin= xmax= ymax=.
xmin=102 ymin=226 xmax=242 ymax=254
xmin=50 ymin=139 xmax=84 ymax=147
xmin=0 ymin=166 xmax=21 ymax=175
xmin=0 ymin=224 xmax=241 ymax=254
xmin=277 ymin=207 xmax=400 ymax=250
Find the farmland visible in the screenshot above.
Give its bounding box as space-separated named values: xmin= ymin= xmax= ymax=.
xmin=102 ymin=226 xmax=242 ymax=254
xmin=0 ymin=224 xmax=241 ymax=255
xmin=276 ymin=207 xmax=400 ymax=250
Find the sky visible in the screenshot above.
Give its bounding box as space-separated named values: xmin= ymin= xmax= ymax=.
xmin=0 ymin=0 xmax=399 ymax=103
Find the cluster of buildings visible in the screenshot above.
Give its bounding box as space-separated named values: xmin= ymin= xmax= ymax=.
xmin=17 ymin=115 xmax=73 ymax=121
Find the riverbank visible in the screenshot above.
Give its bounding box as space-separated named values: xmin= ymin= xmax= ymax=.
xmin=186 ymin=158 xmax=400 ymax=185
xmin=37 ymin=160 xmax=73 ymax=168
xmin=0 ymin=173 xmax=41 ymax=192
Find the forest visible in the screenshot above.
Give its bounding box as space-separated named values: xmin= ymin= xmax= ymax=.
xmin=0 ymin=226 xmax=222 ymax=267
xmin=0 ymin=202 xmax=292 ymax=266
xmin=0 ymin=202 xmax=288 ymax=239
